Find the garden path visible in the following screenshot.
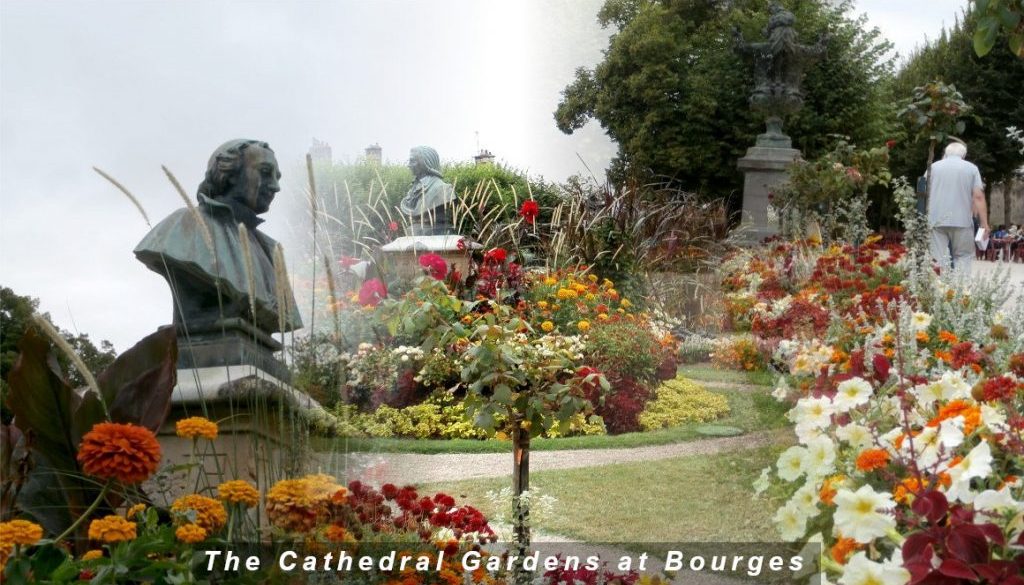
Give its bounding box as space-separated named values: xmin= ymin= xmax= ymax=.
xmin=317 ymin=428 xmax=792 ymax=486
xmin=971 ymin=260 xmax=1024 ymax=309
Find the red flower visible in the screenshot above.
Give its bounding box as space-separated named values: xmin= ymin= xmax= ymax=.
xmin=358 ymin=278 xmax=387 ymax=307
xmin=519 ymin=200 xmax=539 ymax=223
xmin=483 ymin=248 xmax=507 ymax=264
xmin=338 ymin=256 xmax=361 ymax=270
xmin=456 ymin=238 xmax=466 ymax=251
xmin=885 ymin=139 xmax=896 ymax=149
xmin=387 ymin=221 xmax=399 ymax=232
xmin=417 ymin=254 xmax=448 ymax=280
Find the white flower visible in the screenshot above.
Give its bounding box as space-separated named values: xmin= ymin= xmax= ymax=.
xmin=773 ymin=501 xmax=808 ymax=541
xmin=753 ymin=468 xmax=771 ymax=495
xmin=973 ymin=488 xmax=1021 ymax=513
xmin=937 ymin=417 xmax=964 ymax=451
xmin=804 ymin=436 xmax=837 ymax=478
xmin=836 ymin=423 xmax=873 ymax=449
xmin=790 ymin=482 xmax=821 ymax=517
xmin=946 ymin=441 xmax=994 ymax=503
xmin=838 ymin=552 xmax=910 ymax=585
xmin=833 ymin=377 xmax=873 ymax=412
xmin=777 ymin=445 xmax=809 ymax=482
xmin=910 ymin=312 xmax=932 ymax=333
xmin=915 ymin=371 xmax=971 ymax=406
xmin=792 ymin=397 xmax=834 ymax=429
xmin=772 ymin=377 xmax=791 ymax=401
xmin=833 ymin=485 xmax=896 ymax=543
xmin=980 ymin=404 xmax=1008 ymax=432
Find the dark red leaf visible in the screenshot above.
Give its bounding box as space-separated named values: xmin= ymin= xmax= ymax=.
xmin=912 ymin=490 xmax=949 ymax=524
xmin=937 ymin=558 xmax=977 ymax=580
xmin=945 ymin=524 xmax=990 ymax=564
xmin=873 ymin=353 xmax=891 ymax=382
xmin=976 ymin=522 xmax=1006 ymax=547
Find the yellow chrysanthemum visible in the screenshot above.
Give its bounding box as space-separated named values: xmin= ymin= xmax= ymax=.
xmin=88 ymin=515 xmax=136 ymax=543
xmin=587 ymin=274 xmax=598 ymax=282
xmin=175 ymin=523 xmax=208 ymax=544
xmin=541 ymin=321 xmax=554 ymax=333
xmin=577 ymin=320 xmax=591 ymax=332
xmin=175 ymin=417 xmax=218 ymax=440
xmin=544 ymin=277 xmax=558 ymax=286
xmin=556 ymin=288 xmax=578 ymax=300
xmin=125 ymin=503 xmax=146 ymax=519
xmin=620 ymin=299 xmax=632 ymax=309
xmin=265 ymin=474 xmax=344 ymax=533
xmin=218 ymin=480 xmax=260 ymax=508
xmin=81 ymin=549 xmax=104 ymax=561
xmin=537 ymin=301 xmax=548 ymax=310
xmin=171 ymin=494 xmax=227 ymax=532
xmin=597 ymin=313 xmax=609 ymax=321
xmin=0 ymin=520 xmax=43 ymax=546
xmin=325 ymin=524 xmax=354 ymax=543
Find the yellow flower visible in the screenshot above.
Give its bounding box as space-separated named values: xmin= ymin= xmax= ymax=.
xmin=218 ymin=480 xmax=260 ymax=508
xmin=577 ymin=320 xmax=591 ymax=332
xmin=175 ymin=417 xmax=218 ymax=440
xmin=0 ymin=520 xmax=43 ymax=546
xmin=585 ymin=293 xmax=596 ymax=301
xmin=171 ymin=494 xmax=227 ymax=532
xmin=125 ymin=503 xmax=146 ymax=519
xmin=81 ymin=549 xmax=104 ymax=561
xmin=621 ymin=299 xmax=632 ymax=309
xmin=587 ymin=274 xmax=598 ymax=282
xmin=541 ymin=321 xmax=554 ymax=332
xmin=556 ymin=288 xmax=578 ymax=300
xmin=544 ymin=277 xmax=558 ymax=286
xmin=175 ymin=523 xmax=208 ymax=544
xmin=266 ymin=474 xmax=344 ymax=533
xmin=537 ymin=300 xmax=548 ymax=310
xmin=461 ymin=314 xmax=473 ymax=325
xmin=572 ymin=283 xmax=588 ymax=294
xmin=597 ymin=313 xmax=609 ymax=321
xmin=88 ymin=515 xmax=136 ymax=543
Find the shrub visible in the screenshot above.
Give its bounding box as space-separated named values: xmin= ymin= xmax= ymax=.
xmin=584 ymin=318 xmax=664 ymax=384
xmin=638 ymin=377 xmax=730 ymax=431
xmin=596 ymin=377 xmax=653 ymax=435
xmin=711 ymin=335 xmax=767 ymax=371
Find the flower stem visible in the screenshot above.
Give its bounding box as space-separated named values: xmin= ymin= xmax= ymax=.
xmin=55 ymin=480 xmax=112 ymax=543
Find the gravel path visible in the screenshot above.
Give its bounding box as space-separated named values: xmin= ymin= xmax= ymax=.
xmin=315 ymin=428 xmax=792 ymax=486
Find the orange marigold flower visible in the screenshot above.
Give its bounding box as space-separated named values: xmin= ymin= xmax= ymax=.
xmin=928 ymin=400 xmax=981 ymax=435
xmin=938 ymin=330 xmax=959 ymax=344
xmin=577 ymin=320 xmax=591 ymax=332
xmin=855 ymin=449 xmax=891 ymax=472
xmin=218 ymin=480 xmax=259 ymax=508
xmin=325 ymin=524 xmax=352 ymax=543
xmin=81 ymin=549 xmax=104 ymax=561
xmin=125 ymin=503 xmax=146 ymax=519
xmin=88 ymin=515 xmax=137 ymax=543
xmin=916 ymin=331 xmax=930 ymax=344
xmin=175 ymin=417 xmax=218 ymax=440
xmin=830 ymin=536 xmax=860 ymax=564
xmin=819 ymin=475 xmax=843 ymax=506
xmin=266 ymin=474 xmax=343 ymax=532
xmin=175 ymin=523 xmax=208 ymax=544
xmin=171 ymin=494 xmax=227 ymax=532
xmin=77 ymin=422 xmax=161 ymax=484
xmin=893 ymin=477 xmax=928 ymax=505
xmin=0 ymin=520 xmax=43 ymax=546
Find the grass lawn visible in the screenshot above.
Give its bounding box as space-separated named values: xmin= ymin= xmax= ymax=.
xmin=676 ymin=364 xmax=776 ymax=387
xmin=420 ymin=444 xmax=789 ymax=543
xmin=312 ymin=386 xmax=790 ymax=454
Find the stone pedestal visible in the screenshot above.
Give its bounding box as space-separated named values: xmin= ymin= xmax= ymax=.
xmin=735 ymin=145 xmax=800 ymax=244
xmin=147 ymin=365 xmax=334 ymax=511
xmin=380 ymin=235 xmax=481 ymax=280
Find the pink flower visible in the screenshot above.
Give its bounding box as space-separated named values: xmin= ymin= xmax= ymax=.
xmin=845 ymin=167 xmax=863 ymax=183
xmin=387 ymin=221 xmax=399 ymax=232
xmin=519 ymin=200 xmax=539 ymax=224
xmin=456 ymin=238 xmax=466 ymax=251
xmin=358 ymin=278 xmax=387 ymax=307
xmin=418 ymin=254 xmax=448 ymax=280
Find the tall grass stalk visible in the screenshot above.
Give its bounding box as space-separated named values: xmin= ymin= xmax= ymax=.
xmin=93 ymin=167 xmax=150 ymax=227
xmin=30 ymin=314 xmax=108 ymax=418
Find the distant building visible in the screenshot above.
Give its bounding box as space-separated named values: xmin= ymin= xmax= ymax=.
xmin=309 ymin=138 xmax=332 ymax=162
xmin=473 ymin=149 xmax=495 ymax=166
xmin=365 ymin=143 xmax=382 ymax=165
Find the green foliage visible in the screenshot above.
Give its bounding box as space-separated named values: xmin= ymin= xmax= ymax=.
xmin=583 ymin=318 xmax=665 ymax=384
xmin=892 ymin=9 xmax=1024 ymax=190
xmin=971 ymin=0 xmax=1024 ymax=58
xmin=637 ymin=376 xmax=730 ymax=431
xmin=554 ymin=0 xmax=896 ymax=197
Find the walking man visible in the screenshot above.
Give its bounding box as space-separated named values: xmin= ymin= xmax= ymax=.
xmin=928 ymin=142 xmax=988 ymax=273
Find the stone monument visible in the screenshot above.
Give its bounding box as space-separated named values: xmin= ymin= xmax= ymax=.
xmin=734 ymin=4 xmax=827 ymax=242
xmin=382 ymin=146 xmax=480 ymax=277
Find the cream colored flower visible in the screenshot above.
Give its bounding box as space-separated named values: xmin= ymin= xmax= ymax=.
xmin=833 ymin=485 xmax=896 ymax=544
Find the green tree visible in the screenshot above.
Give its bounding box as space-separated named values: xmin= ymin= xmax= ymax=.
xmin=554 ymin=0 xmax=896 ymax=202
xmin=971 ymin=0 xmax=1024 ymax=58
xmin=891 ymin=8 xmax=1024 ymax=222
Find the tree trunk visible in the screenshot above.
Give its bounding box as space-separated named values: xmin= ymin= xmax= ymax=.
xmin=511 ymin=416 xmax=530 ymax=585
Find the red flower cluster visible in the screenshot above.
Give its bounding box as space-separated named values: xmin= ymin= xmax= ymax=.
xmin=978 ymin=376 xmax=1022 ymax=402
xmin=949 ymin=342 xmax=983 ymax=371
xmin=483 ymin=247 xmax=507 ymax=264
xmin=519 ymin=200 xmax=540 ymax=224
xmin=542 ymin=561 xmax=638 ymax=585
xmin=418 ymin=253 xmax=448 ymax=280
xmin=358 ymin=278 xmax=387 ymax=307
xmin=338 ymin=255 xmax=361 ymax=270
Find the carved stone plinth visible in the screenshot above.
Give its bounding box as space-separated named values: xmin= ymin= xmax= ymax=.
xmin=147 ymin=365 xmax=334 ymax=512
xmin=380 ymin=235 xmax=481 ymax=280
xmin=735 ymin=145 xmax=800 ymax=244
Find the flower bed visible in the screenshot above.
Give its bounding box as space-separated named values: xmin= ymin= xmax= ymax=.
xmin=721 ymin=239 xmax=1024 ymax=583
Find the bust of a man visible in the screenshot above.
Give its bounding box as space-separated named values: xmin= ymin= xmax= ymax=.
xmin=399 ymin=146 xmax=456 ymax=235
xmin=134 ymin=139 xmax=302 ymax=339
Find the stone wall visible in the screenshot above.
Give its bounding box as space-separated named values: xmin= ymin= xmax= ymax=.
xmin=989 ymin=179 xmax=1024 ymax=226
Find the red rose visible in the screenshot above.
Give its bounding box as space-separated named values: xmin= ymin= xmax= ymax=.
xmin=483 ymin=247 xmax=507 ymax=264
xmin=418 ymin=253 xmax=448 ymax=280
xmin=519 ymin=200 xmax=539 ymax=223
xmin=358 ymin=278 xmax=387 ymax=307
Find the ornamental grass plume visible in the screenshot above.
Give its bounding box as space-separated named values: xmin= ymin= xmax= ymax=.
xmin=175 ymin=416 xmax=218 ymax=440
xmin=0 ymin=520 xmax=43 ymax=546
xmin=171 ymin=494 xmax=227 ymax=532
xmin=218 ymin=480 xmax=260 ymax=508
xmin=77 ymin=422 xmax=161 ymax=484
xmin=175 ymin=523 xmax=208 ymax=544
xmin=87 ymin=515 xmax=136 ymax=543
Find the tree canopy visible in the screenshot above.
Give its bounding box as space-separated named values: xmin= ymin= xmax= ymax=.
xmin=554 ymin=0 xmax=896 ymax=202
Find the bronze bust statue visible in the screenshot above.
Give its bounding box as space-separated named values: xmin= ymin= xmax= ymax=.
xmin=134 ymin=139 xmax=302 ymax=377
xmin=399 ymin=146 xmax=456 ymax=235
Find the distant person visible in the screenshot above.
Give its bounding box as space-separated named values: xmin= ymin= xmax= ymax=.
xmin=927 ymin=142 xmax=989 ymax=273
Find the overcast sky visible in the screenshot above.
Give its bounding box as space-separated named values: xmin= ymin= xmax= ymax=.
xmin=0 ymin=0 xmax=969 ymax=352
